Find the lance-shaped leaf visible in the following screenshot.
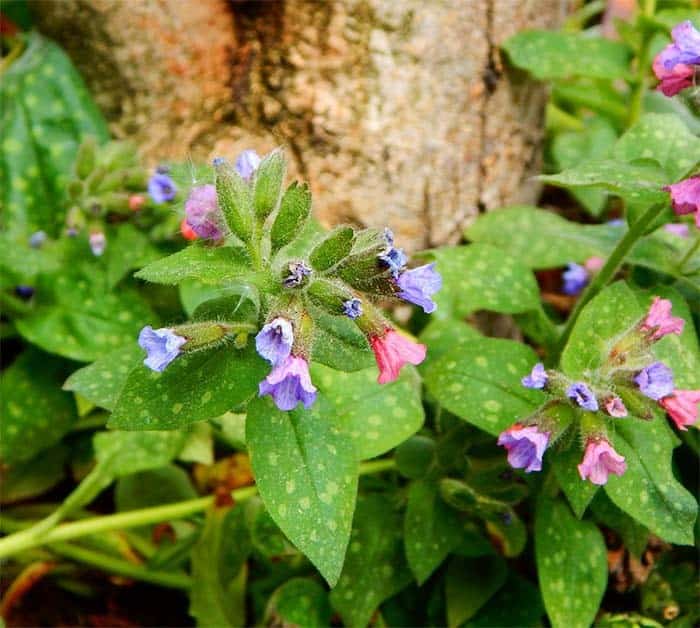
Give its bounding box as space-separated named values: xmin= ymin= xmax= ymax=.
xmin=214 ymin=159 xmax=253 ymax=242
xmin=270 ymin=181 xmax=311 ymax=254
xmin=309 ymin=226 xmax=356 ymax=271
xmin=254 ymin=148 xmax=286 ymax=221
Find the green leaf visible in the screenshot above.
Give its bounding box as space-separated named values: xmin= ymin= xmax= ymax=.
xmin=64 ymin=344 xmax=143 ymax=411
xmin=189 ymin=507 xmax=248 ymax=628
xmin=246 ymin=397 xmax=358 ymax=586
xmin=1 ymin=32 xmax=109 ymax=239
xmin=419 ymin=318 xmax=482 ymax=370
xmin=254 ymin=148 xmax=286 ymax=220
xmin=265 ymin=578 xmax=332 ymax=628
xmin=561 ymin=281 xmax=642 ymax=379
xmin=109 ymin=343 xmax=267 ymax=430
xmin=93 ymin=430 xmax=187 ymax=477
xmin=0 ymin=350 xmax=76 ymax=465
xmin=605 ymin=419 xmax=697 ymax=546
xmin=424 ymin=337 xmax=544 ymax=435
xmin=309 ymin=226 xmax=355 ymax=271
xmin=0 ymin=444 xmax=68 ymax=504
xmin=551 ymin=117 xmax=617 ymax=216
xmin=613 ymin=113 xmax=700 ymax=181
xmin=445 ymin=556 xmax=507 ymax=627
xmin=215 ymin=159 xmax=253 ymax=242
xmin=590 ymin=492 xmax=649 ymax=558
xmin=313 ymin=363 xmax=424 ymax=460
xmin=310 ymin=307 xmax=374 ymax=372
xmin=552 ymin=442 xmax=599 ymax=518
xmin=395 ymin=436 xmax=437 ymax=480
xmin=540 ymin=160 xmax=669 ymax=206
xmin=16 ymin=260 xmax=154 ymax=362
xmin=426 ymin=244 xmax=540 ymax=320
xmin=404 ymin=480 xmax=463 ymax=584
xmin=464 ymin=574 xmax=544 ymax=627
xmin=104 ymin=224 xmax=161 ymax=288
xmin=270 ymin=181 xmax=311 ymax=254
xmin=535 ymin=495 xmax=607 ymax=628
xmin=330 ymin=494 xmax=412 ymax=627
xmin=135 ymin=244 xmax=251 ymax=286
xmin=503 ymin=30 xmax=632 ymax=80
xmin=115 ymin=465 xmax=196 ymax=512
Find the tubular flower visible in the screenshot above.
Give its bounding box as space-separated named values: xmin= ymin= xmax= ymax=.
xmin=634 ymin=362 xmax=674 ymax=400
xmin=255 ymin=317 xmax=294 ymax=366
xmin=396 ymin=263 xmax=442 ymax=313
xmin=235 ymin=149 xmax=262 ymax=180
xmin=664 ymin=177 xmax=700 ymax=226
xmin=578 ymin=438 xmax=626 ymax=485
xmin=652 ymin=21 xmax=700 ymax=96
xmin=660 ymin=389 xmax=700 ymax=430
xmin=370 ymin=329 xmax=426 ymax=384
xmin=258 ymin=355 xmax=317 ymax=411
xmin=639 ymin=297 xmax=684 ymax=341
xmin=138 ymin=326 xmax=186 ymax=372
xmin=603 ymin=395 xmax=628 ymax=418
xmin=521 ymin=363 xmax=548 ymax=389
xmin=497 ymin=424 xmax=551 ymax=473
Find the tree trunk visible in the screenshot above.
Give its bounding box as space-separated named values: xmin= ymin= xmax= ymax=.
xmin=34 ymin=0 xmax=565 ymax=250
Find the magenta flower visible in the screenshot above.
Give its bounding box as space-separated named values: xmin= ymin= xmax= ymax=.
xmin=497 ymin=424 xmax=550 ymax=473
xmin=603 ymin=395 xmax=627 ymax=418
xmin=521 ymin=363 xmax=548 ymax=389
xmin=664 ymin=177 xmax=700 ymax=222
xmin=138 ymin=326 xmax=186 ymax=372
xmin=639 ymin=296 xmax=685 ymax=341
xmin=578 ymin=438 xmax=626 ymax=485
xmin=396 ymin=263 xmax=442 ymax=313
xmin=653 ymin=52 xmax=694 ymax=96
xmin=255 ymin=317 xmax=294 ymax=366
xmin=184 ymin=184 xmax=224 ymax=240
xmin=89 ymin=232 xmax=106 ymax=256
xmin=660 ymin=389 xmax=700 ymax=431
xmin=235 ymin=150 xmax=261 ymax=181
xmin=258 ymin=355 xmax=317 ymax=411
xmin=370 ymin=329 xmax=426 ymax=384
xmin=634 ymin=362 xmax=674 ymax=400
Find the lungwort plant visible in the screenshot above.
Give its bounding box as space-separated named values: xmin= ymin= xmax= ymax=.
xmin=1 ymin=5 xmax=699 ymax=628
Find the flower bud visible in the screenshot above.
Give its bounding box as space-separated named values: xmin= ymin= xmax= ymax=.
xmin=306 ymin=279 xmax=355 ymax=315
xmin=75 ymin=136 xmax=97 ymax=179
xmin=214 ymin=157 xmax=253 ymax=242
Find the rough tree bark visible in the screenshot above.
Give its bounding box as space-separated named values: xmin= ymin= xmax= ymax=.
xmin=34 ymin=0 xmax=565 ymax=250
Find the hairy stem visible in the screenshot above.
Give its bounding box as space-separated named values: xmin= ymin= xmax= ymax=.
xmin=553 ymin=202 xmax=664 ymax=361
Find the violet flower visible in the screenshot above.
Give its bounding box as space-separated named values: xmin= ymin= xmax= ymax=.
xmin=148 ymin=171 xmax=177 ymax=204
xmin=566 ymin=382 xmax=599 ymax=412
xmin=634 ymin=362 xmax=674 ymax=400
xmin=235 ymin=150 xmax=262 ymax=180
xmin=255 ymin=317 xmax=294 ymax=366
xmin=258 ymin=355 xmax=317 ymax=411
xmin=562 ymin=262 xmax=589 ymax=295
xmin=283 ymin=261 xmax=312 ymax=288
xmin=521 ymin=363 xmax=548 ymax=389
xmin=342 ymin=298 xmax=363 ymax=319
xmin=138 ymin=325 xmax=187 ymax=372
xmin=378 ymin=228 xmax=407 ymax=278
xmin=497 ymin=424 xmax=551 ymax=473
xmin=185 ymin=184 xmax=224 ymax=240
xmin=396 ymin=263 xmax=442 ymax=313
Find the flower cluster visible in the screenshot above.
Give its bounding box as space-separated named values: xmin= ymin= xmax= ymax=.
xmin=652 ymin=20 xmax=700 ymax=97
xmin=499 ymin=297 xmax=698 ymax=484
xmin=136 ymin=148 xmax=442 ymax=412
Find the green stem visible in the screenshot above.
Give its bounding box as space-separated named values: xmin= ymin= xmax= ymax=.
xmin=628 ymin=0 xmax=657 ymax=127
xmin=0 ymin=460 xmax=397 ymax=560
xmin=678 ymin=233 xmax=700 ymax=273
xmin=49 ymin=543 xmax=192 ymax=589
xmin=553 ymin=202 xmax=664 ymax=361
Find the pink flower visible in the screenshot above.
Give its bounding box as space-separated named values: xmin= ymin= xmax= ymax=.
xmin=653 ymin=51 xmax=694 ymax=96
xmin=664 ymin=177 xmax=700 ymax=221
xmin=497 ymin=424 xmax=550 ymax=473
xmin=664 ymin=223 xmax=690 ymax=238
xmin=660 ymin=389 xmax=700 ymax=430
xmin=604 ymin=396 xmax=627 ymax=418
xmin=584 ymin=256 xmax=605 ymax=273
xmin=639 ymin=297 xmax=685 ymax=341
xmin=578 ymin=439 xmax=627 ymax=485
xmin=369 ymin=329 xmax=426 ymax=384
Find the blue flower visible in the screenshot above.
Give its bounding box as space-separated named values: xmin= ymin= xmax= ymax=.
xmin=259 ymin=355 xmax=317 ymax=411
xmin=235 ymin=150 xmax=262 ymax=180
xmin=283 ymin=261 xmax=312 ymax=288
xmin=255 ymin=317 xmax=294 ymax=366
xmin=14 ymin=285 xmax=34 ymax=299
xmin=566 ymin=382 xmax=599 ymax=411
xmin=343 ymin=298 xmax=363 ymax=319
xmin=634 ymin=362 xmax=674 ymax=400
xmin=662 ymin=21 xmax=700 ymax=69
xmin=138 ymin=326 xmax=187 ymax=372
xmin=562 ymin=262 xmax=589 ymax=295
xmin=148 ymin=172 xmax=177 ymax=204
xmin=522 ymin=363 xmax=548 ymax=389
xmin=29 ymin=231 xmax=47 ymax=248
xmin=396 ymin=263 xmax=442 ymax=313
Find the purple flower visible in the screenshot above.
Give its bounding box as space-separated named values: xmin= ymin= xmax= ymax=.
xmin=521 ymin=363 xmax=548 ymax=389
xmin=29 ymin=231 xmax=46 ymax=248
xmin=343 ymin=298 xmax=363 ymax=319
xmin=497 ymin=424 xmax=551 ymax=473
xmin=634 ymin=362 xmax=674 ymax=400
xmin=566 ymin=382 xmax=599 ymax=411
xmin=259 ymin=355 xmax=317 ymax=411
xmin=562 ymin=262 xmax=589 ymax=295
xmin=255 ymin=317 xmax=294 ymax=366
xmin=662 ymin=21 xmax=700 ymax=69
xmin=607 ymin=219 xmax=625 ymax=227
xmin=664 ymin=223 xmax=690 ymax=238
xmin=89 ymin=232 xmax=106 ymax=256
xmin=235 ymin=150 xmax=261 ymax=180
xmin=148 ymin=172 xmax=177 ymax=204
xmin=185 ymin=184 xmax=224 ymax=240
xmin=138 ymin=325 xmax=187 ymax=372
xmin=378 ymin=228 xmax=407 ymax=278
xmin=604 ymin=396 xmax=627 ymax=418
xmin=396 ymin=263 xmax=442 ymax=313
xmin=283 ymin=261 xmax=312 ymax=288
xmin=14 ymin=285 xmax=34 ymax=299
